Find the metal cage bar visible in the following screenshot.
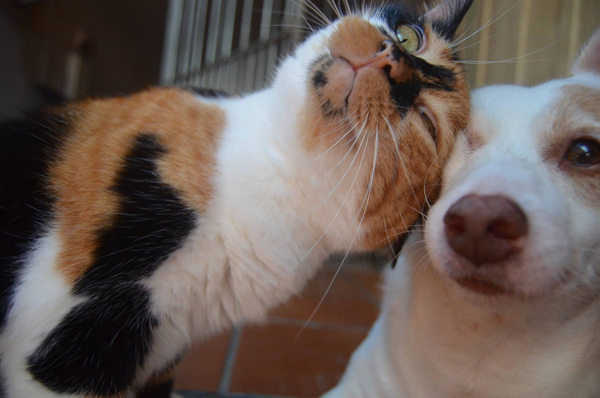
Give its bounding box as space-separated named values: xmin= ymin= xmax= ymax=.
xmin=160 ymin=0 xmax=343 ymax=93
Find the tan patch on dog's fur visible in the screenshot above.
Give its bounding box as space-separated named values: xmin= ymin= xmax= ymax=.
xmin=544 ymin=85 xmax=600 ymax=204
xmin=52 ymin=88 xmax=224 ymax=284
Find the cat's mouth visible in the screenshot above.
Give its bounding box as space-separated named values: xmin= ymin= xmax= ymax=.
xmin=311 ymin=52 xmax=416 ymax=119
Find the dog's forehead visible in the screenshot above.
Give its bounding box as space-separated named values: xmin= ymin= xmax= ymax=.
xmin=467 ymin=84 xmax=556 ymax=159
xmin=470 ymin=79 xmax=600 ymax=147
xmin=549 ymin=83 xmax=600 ymax=130
xmin=471 ymin=83 xmax=557 ymax=132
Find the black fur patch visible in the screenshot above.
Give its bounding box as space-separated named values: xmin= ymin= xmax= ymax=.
xmin=388 ymin=77 xmax=422 ymax=118
xmin=27 ymin=133 xmax=197 ymax=395
xmin=381 ymin=4 xmax=420 ymax=31
xmin=379 ymin=43 xmax=455 ymax=117
xmin=0 ymin=112 xmax=69 ymax=329
xmin=323 ymin=100 xmax=345 ymax=118
xmin=413 ymin=58 xmax=456 ymax=92
xmin=27 ymin=287 xmax=158 ymax=394
xmin=75 ymin=134 xmax=197 ymax=290
xmin=312 ymin=69 xmax=328 ymax=89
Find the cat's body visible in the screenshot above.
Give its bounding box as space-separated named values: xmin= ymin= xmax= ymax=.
xmin=0 ymin=1 xmax=472 ymax=396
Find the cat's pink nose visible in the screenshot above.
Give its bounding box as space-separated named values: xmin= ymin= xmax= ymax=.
xmin=443 ymin=195 xmax=528 ymax=266
xmin=347 ymin=40 xmax=410 ymax=81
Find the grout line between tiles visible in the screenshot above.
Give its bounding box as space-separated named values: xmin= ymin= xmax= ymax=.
xmin=218 ymin=326 xmax=242 ymax=393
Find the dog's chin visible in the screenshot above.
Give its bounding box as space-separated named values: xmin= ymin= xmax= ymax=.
xmin=433 ymin=254 xmax=565 ymax=306
xmin=453 ymin=276 xmax=510 ymax=296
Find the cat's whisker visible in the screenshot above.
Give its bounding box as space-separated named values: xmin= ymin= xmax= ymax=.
xmin=295 ymin=121 xmax=379 ymax=341
xmin=341 ymin=0 xmax=352 ymax=16
xmin=451 ymin=0 xmax=521 ymax=49
xmin=421 ymin=146 xmax=444 ymax=213
xmin=458 ymin=35 xmax=564 ymax=64
xmin=302 ymin=14 xmax=328 ymax=32
xmin=382 ymin=216 xmax=396 ymax=257
xmin=457 ymin=57 xmax=563 ymax=65
xmin=381 ymin=227 xmax=426 ymax=241
xmin=268 ymin=23 xmax=314 ymax=34
xmin=357 ymin=126 xmax=379 ymax=212
xmin=383 ymin=115 xmax=423 ymax=218
xmin=326 ymin=0 xmax=343 ymax=20
xmin=300 ymin=123 xmax=364 ymax=195
xmin=452 ymin=10 xmax=482 ymax=45
xmin=291 ymin=109 xmax=364 ymax=169
xmin=292 ymin=115 xmax=370 ymax=228
xmin=453 ymin=21 xmax=520 ymax=53
xmin=300 ymin=0 xmax=332 ymax=27
xmin=288 ymin=1 xmax=322 ymax=31
xmin=290 ymin=115 xmax=371 ymax=267
xmin=297 ymin=13 xmax=318 ymax=34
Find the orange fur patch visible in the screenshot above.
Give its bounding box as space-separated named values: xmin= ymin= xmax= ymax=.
xmin=52 ymin=88 xmax=225 ymax=284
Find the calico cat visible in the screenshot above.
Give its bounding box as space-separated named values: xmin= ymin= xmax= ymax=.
xmin=0 ymin=0 xmax=472 ymax=396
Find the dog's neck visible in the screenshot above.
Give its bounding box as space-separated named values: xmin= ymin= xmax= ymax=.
xmin=394 ymin=236 xmax=600 ymax=398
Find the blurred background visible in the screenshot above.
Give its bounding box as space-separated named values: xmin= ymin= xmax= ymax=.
xmin=2 ymin=0 xmax=598 ymax=119
xmin=1 ymin=0 xmax=598 ymax=397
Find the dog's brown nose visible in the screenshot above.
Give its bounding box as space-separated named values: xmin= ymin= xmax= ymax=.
xmin=443 ymin=195 xmax=528 ymax=266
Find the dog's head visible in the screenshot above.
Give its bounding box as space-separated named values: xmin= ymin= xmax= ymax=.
xmin=425 ymin=30 xmax=600 ymax=303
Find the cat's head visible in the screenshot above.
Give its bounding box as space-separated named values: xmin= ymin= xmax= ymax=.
xmin=275 ymin=0 xmax=472 ymax=249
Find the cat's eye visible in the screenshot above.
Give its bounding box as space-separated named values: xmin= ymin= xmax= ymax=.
xmin=396 ymin=24 xmax=423 ymax=53
xmin=418 ymin=107 xmax=437 ymax=142
xmin=563 ymin=138 xmax=600 ymax=167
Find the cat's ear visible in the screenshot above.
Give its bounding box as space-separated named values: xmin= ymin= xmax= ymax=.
xmin=426 ymin=0 xmax=474 ymax=41
xmin=572 ymin=29 xmax=600 ymax=76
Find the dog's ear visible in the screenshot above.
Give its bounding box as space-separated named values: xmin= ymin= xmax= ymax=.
xmin=426 ymin=0 xmax=474 ymax=41
xmin=573 ymin=29 xmax=600 ymax=75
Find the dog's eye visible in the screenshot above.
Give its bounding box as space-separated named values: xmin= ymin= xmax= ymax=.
xmin=396 ymin=24 xmax=423 ymax=53
xmin=564 ymin=138 xmax=600 ymax=167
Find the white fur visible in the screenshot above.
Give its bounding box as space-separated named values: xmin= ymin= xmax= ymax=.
xmin=325 ymin=36 xmax=600 ymax=398
xmin=1 ymin=231 xmax=83 ymax=397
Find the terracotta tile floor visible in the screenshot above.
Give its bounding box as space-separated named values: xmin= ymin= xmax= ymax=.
xmin=174 ymin=255 xmax=387 ymax=398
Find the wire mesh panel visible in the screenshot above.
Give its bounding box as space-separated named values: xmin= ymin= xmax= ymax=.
xmin=159 ymin=0 xmax=365 ymax=93
xmin=161 ymin=0 xmax=302 ymax=93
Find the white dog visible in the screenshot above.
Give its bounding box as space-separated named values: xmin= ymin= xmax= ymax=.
xmin=324 ymin=30 xmax=600 ymax=398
